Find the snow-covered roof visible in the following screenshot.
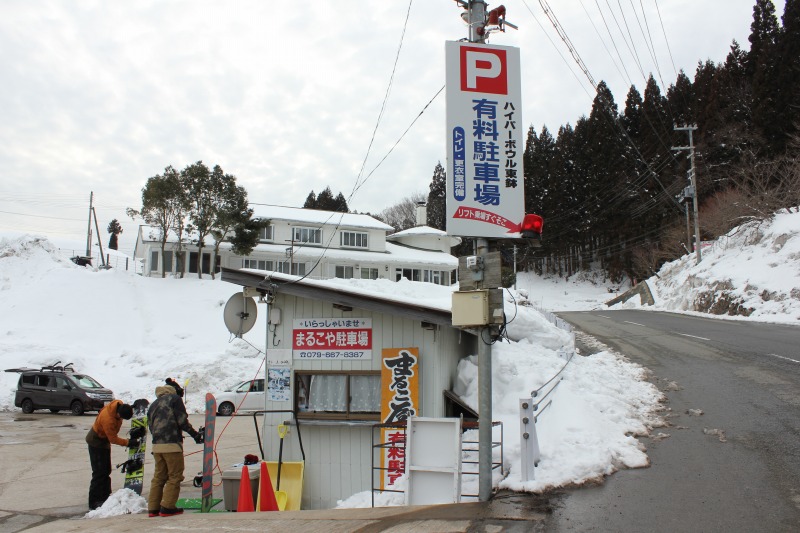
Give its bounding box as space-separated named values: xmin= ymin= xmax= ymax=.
xmin=387 ymin=225 xmax=462 ymax=248
xmin=223 ymin=268 xmax=455 ymax=323
xmin=137 ymin=224 xmax=457 ymax=268
xmin=388 ymin=225 xmax=448 ymax=238
xmin=220 ymin=240 xmax=457 ymax=268
xmin=250 ymin=204 xmax=394 ymax=231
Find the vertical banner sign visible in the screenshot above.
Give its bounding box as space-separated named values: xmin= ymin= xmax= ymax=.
xmin=445 ymin=41 xmax=525 ymax=238
xmin=380 ymin=348 xmax=420 ymax=490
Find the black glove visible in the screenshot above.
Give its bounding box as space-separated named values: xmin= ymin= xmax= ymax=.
xmin=192 ymin=431 xmax=204 ymax=444
xmin=129 ymin=426 xmax=146 ymax=439
xmin=127 ymin=437 xmax=141 ymax=449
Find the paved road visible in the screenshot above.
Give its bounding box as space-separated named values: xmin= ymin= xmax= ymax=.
xmin=547 ymin=310 xmax=800 ymax=532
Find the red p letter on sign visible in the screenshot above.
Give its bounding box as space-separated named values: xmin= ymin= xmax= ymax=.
xmin=460 ymin=46 xmax=507 ymax=95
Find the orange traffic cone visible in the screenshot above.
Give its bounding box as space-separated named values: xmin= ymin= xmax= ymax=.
xmin=236 ymin=465 xmax=255 ymax=512
xmin=257 ymin=461 xmax=279 ymax=512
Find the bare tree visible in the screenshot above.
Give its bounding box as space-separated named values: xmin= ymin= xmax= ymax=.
xmin=378 ymin=192 xmax=427 ymax=232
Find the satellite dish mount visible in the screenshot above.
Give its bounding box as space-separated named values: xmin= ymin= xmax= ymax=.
xmin=223 ymin=291 xmax=258 ymax=338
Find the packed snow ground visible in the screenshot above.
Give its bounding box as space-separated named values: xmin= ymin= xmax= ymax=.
xmin=7 ymin=210 xmax=798 ymax=514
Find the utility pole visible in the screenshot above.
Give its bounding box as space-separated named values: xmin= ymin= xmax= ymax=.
xmin=513 ymin=245 xmax=517 ymax=290
xmin=451 ymin=0 xmax=517 ymax=501
xmin=672 ymin=125 xmax=701 ymax=263
xmin=466 ymin=0 xmax=493 ymax=503
xmin=85 ymin=191 xmax=94 ymax=258
xmin=92 ymin=207 xmax=107 ymax=267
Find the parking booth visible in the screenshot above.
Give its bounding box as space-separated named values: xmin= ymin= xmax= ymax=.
xmin=221 ymin=267 xmax=479 ymax=510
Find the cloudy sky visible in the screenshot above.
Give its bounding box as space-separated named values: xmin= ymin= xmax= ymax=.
xmin=0 ymin=0 xmax=770 ymax=255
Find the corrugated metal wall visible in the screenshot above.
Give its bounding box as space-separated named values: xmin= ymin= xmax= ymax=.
xmin=257 ymin=292 xmax=475 ymax=509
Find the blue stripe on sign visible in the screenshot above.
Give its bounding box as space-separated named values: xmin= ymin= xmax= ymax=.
xmin=453 ymin=126 xmax=466 ymax=201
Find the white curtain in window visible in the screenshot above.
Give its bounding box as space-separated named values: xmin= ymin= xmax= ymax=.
xmin=308 ymin=375 xmax=347 ymax=411
xmin=350 ymin=375 xmax=381 ymax=412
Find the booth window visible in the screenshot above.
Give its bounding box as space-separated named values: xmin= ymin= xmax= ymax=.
xmin=295 ymin=371 xmax=380 ymax=420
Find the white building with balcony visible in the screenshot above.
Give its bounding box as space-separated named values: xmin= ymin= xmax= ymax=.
xmin=133 ymin=204 xmax=460 ymax=284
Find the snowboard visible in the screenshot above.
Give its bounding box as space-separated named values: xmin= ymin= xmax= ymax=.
xmin=201 ymin=393 xmax=217 ymax=513
xmin=122 ymin=398 xmax=150 ymax=495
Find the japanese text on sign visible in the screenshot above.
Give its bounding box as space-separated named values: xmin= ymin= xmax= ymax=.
xmin=445 ymin=41 xmax=524 ymax=238
xmin=292 ymin=318 xmax=372 ymax=360
xmin=380 ymin=347 xmax=420 ymax=488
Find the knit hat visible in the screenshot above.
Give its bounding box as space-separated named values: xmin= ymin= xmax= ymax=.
xmin=165 ymin=378 xmax=184 ymax=397
xmin=117 ymin=404 xmax=134 ymax=420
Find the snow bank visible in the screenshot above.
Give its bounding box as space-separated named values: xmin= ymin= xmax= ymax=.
xmin=83 ymin=488 xmax=147 ymax=518
xmin=647 ymin=209 xmax=800 ymax=322
xmin=0 ymin=235 xmax=269 ymax=413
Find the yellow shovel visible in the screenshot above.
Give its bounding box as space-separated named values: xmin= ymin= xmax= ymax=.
xmin=275 ymin=424 xmax=288 ymax=510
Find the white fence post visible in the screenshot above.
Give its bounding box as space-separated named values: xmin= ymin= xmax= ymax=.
xmin=519 ymin=398 xmax=540 ymax=482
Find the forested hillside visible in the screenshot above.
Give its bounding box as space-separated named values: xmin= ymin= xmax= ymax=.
xmin=427 ymin=0 xmax=799 ymax=283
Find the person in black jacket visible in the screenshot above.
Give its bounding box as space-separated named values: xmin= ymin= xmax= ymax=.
xmin=85 ymin=400 xmax=134 ymax=510
xmin=146 ymin=381 xmax=202 ymax=517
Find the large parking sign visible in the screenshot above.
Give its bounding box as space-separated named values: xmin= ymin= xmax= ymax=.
xmin=445 ymin=41 xmax=524 ymax=238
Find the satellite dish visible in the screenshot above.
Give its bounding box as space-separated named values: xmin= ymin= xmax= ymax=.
xmin=223 ymin=292 xmax=258 ymax=337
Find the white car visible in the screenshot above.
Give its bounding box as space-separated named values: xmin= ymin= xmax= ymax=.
xmin=215 ymin=378 xmax=265 ymax=416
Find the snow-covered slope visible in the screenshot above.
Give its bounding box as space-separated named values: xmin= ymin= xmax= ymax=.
xmin=645 ymin=210 xmax=800 ymax=323
xmin=0 ymin=235 xmax=268 ymax=413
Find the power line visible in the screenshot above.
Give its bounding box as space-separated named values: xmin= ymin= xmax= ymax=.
xmin=277 ymin=0 xmax=418 ymax=285
xmin=653 ymin=0 xmax=679 ymax=78
xmin=350 ymin=0 xmax=413 ymax=199
xmin=580 ymin=0 xmax=632 ymax=87
xmin=530 ymin=0 xmax=684 ymax=218
xmin=0 ymin=209 xmax=84 ymax=221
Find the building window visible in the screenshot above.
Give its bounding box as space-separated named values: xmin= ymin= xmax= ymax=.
xmin=295 ymin=371 xmax=380 ymax=420
xmin=293 ymin=227 xmax=321 ymax=245
xmin=243 ymin=259 xmax=274 ymax=271
xmin=396 ymin=268 xmax=450 ymax=286
xmin=242 ymin=259 xmax=305 ymax=276
xmin=150 ymin=250 xmax=159 ymax=273
xmin=340 ymin=231 xmax=368 ymax=249
xmin=335 ymin=265 xmax=354 ymax=279
xmin=259 ymin=225 xmax=274 ymax=242
xmin=188 ymin=252 xmax=214 ymax=274
xmin=360 ymin=267 xmax=379 ymax=280
xmin=396 ymin=268 xmax=420 ymax=282
xmin=163 ymin=251 xmax=174 ymax=274
xmin=276 ymin=261 xmax=306 ymax=276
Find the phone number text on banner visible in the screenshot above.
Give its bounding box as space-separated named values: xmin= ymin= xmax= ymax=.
xmin=292 ymin=318 xmax=372 ymax=360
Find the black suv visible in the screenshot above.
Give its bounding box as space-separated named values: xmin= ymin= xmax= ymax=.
xmin=5 ymin=363 xmax=115 ymax=416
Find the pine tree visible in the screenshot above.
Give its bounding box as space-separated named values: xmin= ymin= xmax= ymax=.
xmin=666 ymin=70 xmax=694 ymax=125
xmin=209 ymin=166 xmax=251 ymax=280
xmin=303 ymin=191 xmax=317 ymax=208
xmin=747 ymin=0 xmax=780 ymax=78
xmin=774 ymin=0 xmax=800 ymax=149
xmin=126 ymin=167 xmax=185 ymax=278
xmin=183 ymin=161 xmax=215 ymax=278
xmin=106 ymin=219 xmax=123 ymax=251
xmin=333 ymin=192 xmax=349 ymax=212
xmin=426 ymin=162 xmax=446 ymax=230
xmin=314 ymin=187 xmax=336 ymax=210
xmin=749 ymin=0 xmax=782 ymax=150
